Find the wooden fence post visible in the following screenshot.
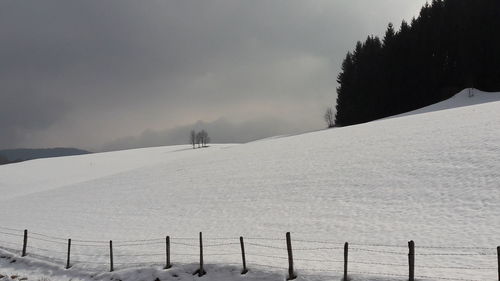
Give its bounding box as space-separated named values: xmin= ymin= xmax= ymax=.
xmin=109 ymin=240 xmax=114 ymax=272
xmin=343 ymin=242 xmax=349 ymax=281
xmin=194 ymin=232 xmax=205 ymax=277
xmin=497 ymin=246 xmax=499 ymax=281
xmin=286 ymin=232 xmax=296 ymax=280
xmin=66 ymin=239 xmax=71 ymax=269
xmin=22 ymin=229 xmax=28 ymax=257
xmin=408 ymin=240 xmax=415 ymax=281
xmin=164 ymin=236 xmax=172 ymax=269
xmin=240 ymin=236 xmax=248 ymax=274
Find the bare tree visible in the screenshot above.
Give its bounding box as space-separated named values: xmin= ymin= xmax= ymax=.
xmin=191 ymin=129 xmax=210 ymax=148
xmin=324 ymin=107 xmax=335 ymax=128
xmin=190 ymin=130 xmax=196 ymax=149
xmin=200 ymin=130 xmax=208 ymax=147
xmin=196 ymin=132 xmax=202 ymax=148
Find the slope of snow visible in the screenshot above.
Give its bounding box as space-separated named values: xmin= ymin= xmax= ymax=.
xmin=0 ymin=144 xmax=236 ymax=200
xmin=393 ymin=88 xmax=500 ymax=117
xmin=0 ymin=89 xmax=499 ymax=281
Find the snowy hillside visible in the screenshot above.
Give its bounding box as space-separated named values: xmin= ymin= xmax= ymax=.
xmin=0 ymin=89 xmax=499 ymax=281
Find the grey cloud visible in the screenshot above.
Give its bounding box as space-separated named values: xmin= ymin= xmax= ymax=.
xmin=0 ymin=84 xmax=69 ymax=148
xmin=0 ymin=0 xmax=427 ymax=150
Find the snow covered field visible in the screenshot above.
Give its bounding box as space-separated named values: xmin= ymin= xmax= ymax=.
xmin=0 ymin=89 xmax=499 ymax=281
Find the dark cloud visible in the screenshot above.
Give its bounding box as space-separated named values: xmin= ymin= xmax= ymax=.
xmin=0 ymin=0 xmax=427 ymax=150
xmin=0 ymin=84 xmax=69 ymax=147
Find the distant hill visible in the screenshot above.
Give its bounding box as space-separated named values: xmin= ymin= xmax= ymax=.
xmin=0 ymin=154 xmax=13 ymax=165
xmin=0 ymin=148 xmax=90 ymax=164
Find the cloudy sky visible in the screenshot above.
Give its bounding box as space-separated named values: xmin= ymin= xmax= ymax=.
xmin=0 ymin=0 xmax=427 ymax=151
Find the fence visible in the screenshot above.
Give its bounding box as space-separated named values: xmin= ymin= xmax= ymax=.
xmin=0 ymin=226 xmax=498 ymax=281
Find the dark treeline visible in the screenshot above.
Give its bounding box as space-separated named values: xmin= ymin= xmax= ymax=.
xmin=0 ymin=155 xmax=12 ymax=165
xmin=0 ymin=148 xmax=90 ymax=164
xmin=335 ymin=0 xmax=500 ymax=126
xmin=0 ymin=154 xmax=21 ymax=165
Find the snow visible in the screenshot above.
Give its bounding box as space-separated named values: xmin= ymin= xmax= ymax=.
xmin=392 ymin=88 xmax=500 ymax=117
xmin=1 ymin=89 xmax=499 ymax=281
xmin=0 ymin=145 xmax=235 ymax=201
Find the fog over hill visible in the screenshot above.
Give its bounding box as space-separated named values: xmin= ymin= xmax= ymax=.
xmin=102 ymin=117 xmax=308 ymax=151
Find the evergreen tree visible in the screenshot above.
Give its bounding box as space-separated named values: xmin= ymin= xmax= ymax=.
xmin=335 ymin=0 xmax=500 ymax=126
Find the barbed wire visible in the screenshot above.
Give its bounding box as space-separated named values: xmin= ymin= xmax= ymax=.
xmin=245 ymin=237 xmax=284 ymax=241
xmin=205 ymin=252 xmax=241 ymax=256
xmin=71 ymin=238 xmax=112 ymax=243
xmin=419 ymin=245 xmax=495 ymax=250
xmin=11 ymin=244 xmax=494 ymax=281
xmin=170 ymin=241 xmax=198 ymax=247
xmin=0 ymin=240 xmax=23 ymax=247
xmin=0 ymin=226 xmax=25 ymax=232
xmin=170 ymin=237 xmax=238 ymax=240
xmin=246 ymin=242 xmax=286 ymax=250
xmin=27 ymin=245 xmax=68 ymax=255
xmin=417 ymin=264 xmax=497 ymax=270
xmin=1 ymin=228 xmax=498 ymax=281
xmin=169 ymin=252 xmax=199 ymax=257
xmin=113 ymin=238 xmax=164 ymax=244
xmin=300 ymin=268 xmax=343 ymax=273
xmin=30 ymin=231 xmax=69 ymax=241
xmin=294 ymin=257 xmax=343 ymax=263
xmin=2 ymin=227 xmax=497 ymax=249
xmin=0 ymin=231 xmax=24 ymax=238
xmin=293 ymin=246 xmax=344 ymax=251
xmin=114 ymin=252 xmax=163 ymax=257
xmin=15 ymin=242 xmax=499 ymax=273
xmin=350 ymin=242 xmax=407 ymax=248
xmin=350 ymin=260 xmax=407 ymax=267
xmin=29 ymin=236 xmax=70 ymax=245
xmin=204 ymin=242 xmax=240 ymax=247
xmin=28 ymin=247 xmax=108 ymax=264
xmin=169 ymin=241 xmax=240 ymax=248
xmin=113 ymin=241 xmax=164 ymax=247
xmin=292 ymin=239 xmax=343 ymax=245
xmin=70 ymin=242 xmax=109 ymax=247
xmin=249 ymin=262 xmax=287 ymax=270
xmin=349 ymin=247 xmax=407 ymax=255
xmin=246 ymin=253 xmax=288 ymax=260
xmin=415 ymin=275 xmax=482 ymax=281
xmin=417 ymin=252 xmax=495 ymax=256
xmin=349 ymin=270 xmax=408 ymax=278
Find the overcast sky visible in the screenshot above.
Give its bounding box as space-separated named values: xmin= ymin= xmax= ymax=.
xmin=0 ymin=0 xmax=428 ymax=151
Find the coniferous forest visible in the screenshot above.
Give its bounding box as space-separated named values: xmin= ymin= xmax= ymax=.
xmin=335 ymin=0 xmax=500 ymax=126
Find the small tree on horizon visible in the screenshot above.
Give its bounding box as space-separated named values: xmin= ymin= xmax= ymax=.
xmin=196 ymin=132 xmax=202 ymax=148
xmin=200 ymin=130 xmax=208 ymax=147
xmin=190 ymin=130 xmax=196 ymax=149
xmin=324 ymin=107 xmax=335 ymax=128
xmin=190 ymin=129 xmax=210 ymax=148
